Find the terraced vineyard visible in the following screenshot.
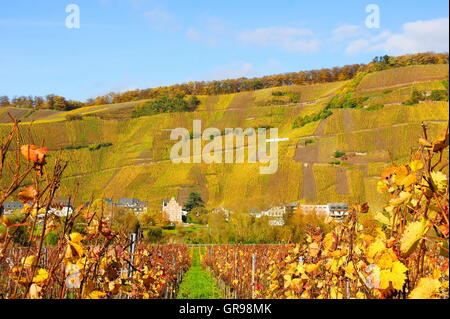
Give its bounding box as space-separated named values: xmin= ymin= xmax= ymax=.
xmin=0 ymin=64 xmax=448 ymax=213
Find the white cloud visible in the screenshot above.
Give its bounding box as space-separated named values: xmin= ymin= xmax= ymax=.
xmin=186 ymin=27 xmax=219 ymax=46
xmin=331 ymin=24 xmax=361 ymax=41
xmin=143 ymin=8 xmax=178 ymax=31
xmin=344 ymin=30 xmax=391 ymax=55
xmin=383 ymin=18 xmax=449 ymax=55
xmin=185 ymin=16 xmax=227 ymax=47
xmin=239 ymin=26 xmax=320 ymax=53
xmin=205 ymin=62 xmax=256 ymax=81
xmin=345 ymin=18 xmax=449 ymax=56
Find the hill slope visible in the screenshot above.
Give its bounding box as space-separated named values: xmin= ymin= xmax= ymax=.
xmin=1 ymin=64 xmax=448 ymax=212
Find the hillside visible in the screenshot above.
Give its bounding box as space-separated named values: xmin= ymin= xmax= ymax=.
xmin=0 ymin=64 xmax=448 ymax=213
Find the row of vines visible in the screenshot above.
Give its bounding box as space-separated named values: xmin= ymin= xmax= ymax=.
xmin=202 ymin=125 xmax=449 ymax=299
xmin=0 ymin=120 xmax=190 ymax=299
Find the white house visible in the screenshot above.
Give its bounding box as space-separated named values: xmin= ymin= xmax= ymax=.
xmin=162 ymin=197 xmax=183 ymax=224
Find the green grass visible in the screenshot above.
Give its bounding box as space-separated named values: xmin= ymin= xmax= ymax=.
xmin=176 ymin=248 xmax=222 ymax=299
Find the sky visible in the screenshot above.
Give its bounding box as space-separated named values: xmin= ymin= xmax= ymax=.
xmin=0 ymin=0 xmax=448 ymax=101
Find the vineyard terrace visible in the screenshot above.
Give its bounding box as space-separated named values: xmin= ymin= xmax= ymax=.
xmin=170 ymin=120 xmax=279 ymax=174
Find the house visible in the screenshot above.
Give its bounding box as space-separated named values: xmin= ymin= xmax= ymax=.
xmin=257 ymin=206 xmax=287 ymax=226
xmin=162 ymin=197 xmax=183 ymax=224
xmin=117 ymin=198 xmax=148 ymax=214
xmin=1 ymin=201 xmax=24 ymax=215
xmin=255 ymin=202 xmax=350 ymax=226
xmin=118 ymin=198 xmax=140 ymax=207
xmin=326 ymin=203 xmax=350 ymax=219
xmin=298 ymin=204 xmax=330 ymax=216
xmin=211 ymin=206 xmax=232 ymax=220
xmin=297 ymin=203 xmax=350 ymax=219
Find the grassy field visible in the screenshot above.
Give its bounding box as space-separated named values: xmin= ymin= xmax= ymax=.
xmin=177 ymin=248 xmax=222 ymax=299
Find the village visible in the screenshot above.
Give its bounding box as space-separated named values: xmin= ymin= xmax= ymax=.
xmin=1 ymin=194 xmax=350 ymax=228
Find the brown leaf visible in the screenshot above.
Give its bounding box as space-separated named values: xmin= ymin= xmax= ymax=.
xmin=432 ymin=131 xmax=449 ymax=153
xmin=18 ymin=186 xmax=38 ymax=203
xmin=20 ymin=145 xmax=48 ymax=164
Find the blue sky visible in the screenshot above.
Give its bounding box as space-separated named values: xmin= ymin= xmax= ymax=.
xmin=0 ymin=0 xmax=448 ymax=101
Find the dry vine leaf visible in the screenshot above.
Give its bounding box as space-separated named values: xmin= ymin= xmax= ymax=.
xmin=432 ymin=131 xmax=449 ymax=153
xmin=20 ymin=145 xmax=48 ymax=164
xmin=409 ymin=278 xmax=441 ymax=299
xmin=18 ymin=186 xmax=38 ymax=203
xmin=419 ymin=138 xmax=433 ymax=148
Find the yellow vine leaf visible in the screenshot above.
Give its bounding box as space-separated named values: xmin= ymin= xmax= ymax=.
xmin=33 ymin=268 xmax=49 ymax=285
xmin=397 ymin=173 xmax=416 ymax=187
xmin=367 ymin=239 xmax=385 ymax=262
xmin=86 ymin=290 xmax=107 ymax=299
xmin=389 ymin=191 xmax=412 ymax=206
xmin=431 ymin=171 xmax=448 ymax=193
xmin=409 ymin=278 xmax=441 ymax=299
xmin=373 ymin=211 xmax=390 ymax=226
xmin=22 ymin=255 xmax=37 ymax=268
xmin=400 ymin=218 xmax=430 ymax=257
xmin=376 ymin=249 xmax=397 ymax=269
xmin=322 ymin=233 xmax=335 ymax=251
xmin=70 ymin=232 xmax=84 ymax=244
xmin=409 ymin=160 xmax=424 ymax=172
xmin=379 ymin=261 xmax=408 ymax=290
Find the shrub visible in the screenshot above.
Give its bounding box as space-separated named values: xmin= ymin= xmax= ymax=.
xmin=143 ymin=226 xmax=163 ymax=242
xmin=65 ymin=114 xmax=83 ymax=121
xmin=333 ymin=151 xmax=346 ymax=158
xmin=366 ymin=104 xmax=384 ymax=111
xmin=133 ymin=94 xmax=199 ymax=117
xmin=63 ymin=144 xmax=88 ymax=150
xmin=88 ymin=143 xmax=113 ymax=151
xmin=272 ymin=91 xmax=288 ymax=96
xmin=329 ymin=160 xmax=341 ymax=165
xmin=430 ymin=90 xmax=448 ymax=101
xmin=43 ymin=230 xmax=59 ymax=246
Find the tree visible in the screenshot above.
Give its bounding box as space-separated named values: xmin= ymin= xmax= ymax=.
xmin=0 ymin=96 xmax=10 ymax=107
xmin=184 ymin=192 xmax=205 ymax=212
xmin=113 ymin=209 xmax=140 ymax=234
xmin=187 ymin=206 xmax=209 ymax=224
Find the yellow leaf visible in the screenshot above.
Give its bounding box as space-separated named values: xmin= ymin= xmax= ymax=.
xmin=409 ymin=160 xmax=424 ymax=172
xmin=323 ymin=233 xmax=335 ymax=251
xmin=380 ymin=261 xmax=408 ymax=290
xmin=22 ymin=255 xmax=37 ymax=268
xmin=376 ymin=250 xmax=396 ymax=269
xmin=373 ymin=211 xmax=390 ymax=226
xmin=419 ymin=138 xmax=432 ymax=148
xmin=431 ymin=171 xmax=448 ymax=193
xmin=33 ymin=269 xmax=49 ymax=285
xmin=389 ymin=191 xmax=412 ymax=206
xmin=400 ymin=219 xmax=429 ymax=257
xmin=409 ymin=278 xmax=441 ymax=299
xmin=283 ymin=274 xmax=292 ymax=288
xmin=70 ymin=232 xmax=84 ymax=244
xmin=367 ymin=239 xmax=385 ymax=262
xmin=86 ymin=290 xmax=107 ymax=299
xmin=344 ymin=262 xmax=356 ymax=280
xmin=377 ymin=180 xmax=389 ymax=193
xmin=397 ymin=174 xmax=416 ymax=187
